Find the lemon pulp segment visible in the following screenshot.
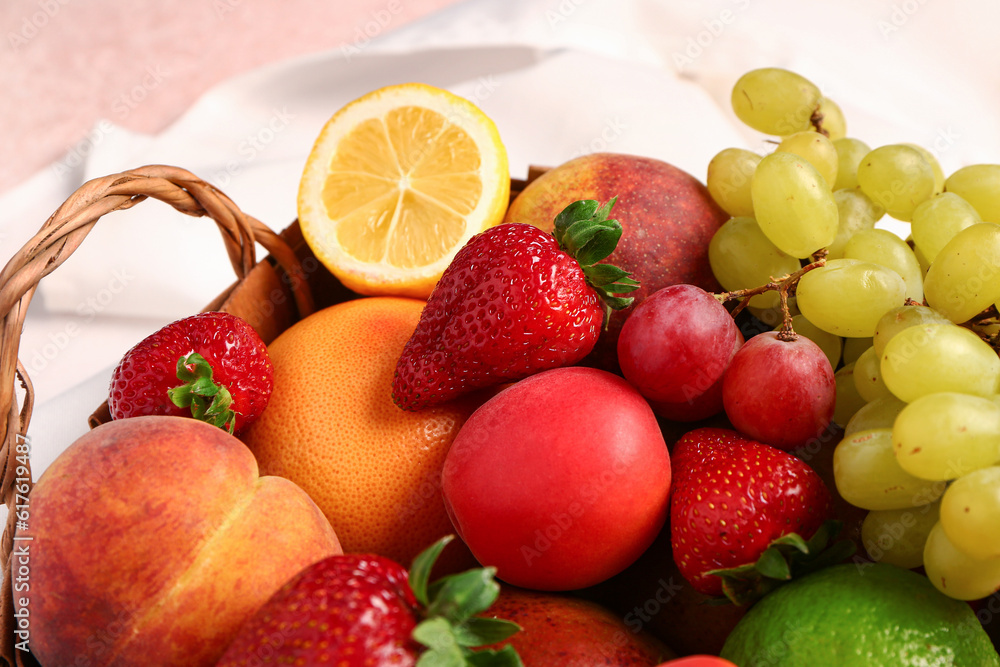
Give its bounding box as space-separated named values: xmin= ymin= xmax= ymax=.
xmin=321 ymin=106 xmax=483 ymax=270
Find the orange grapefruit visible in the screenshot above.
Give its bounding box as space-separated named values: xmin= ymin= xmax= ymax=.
xmin=242 ymin=296 xmax=480 ymax=571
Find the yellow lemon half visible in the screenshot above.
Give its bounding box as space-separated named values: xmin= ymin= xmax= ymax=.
xmin=298 ymin=83 xmax=509 ymax=298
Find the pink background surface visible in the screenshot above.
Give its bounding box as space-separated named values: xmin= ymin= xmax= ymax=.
xmin=0 ymin=0 xmax=461 ymax=195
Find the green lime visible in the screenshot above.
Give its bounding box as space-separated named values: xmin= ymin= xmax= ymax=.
xmin=720 ymin=562 xmax=999 ymax=666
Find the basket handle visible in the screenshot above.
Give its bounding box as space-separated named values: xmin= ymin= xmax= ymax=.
xmin=0 ymin=164 xmax=315 ymax=667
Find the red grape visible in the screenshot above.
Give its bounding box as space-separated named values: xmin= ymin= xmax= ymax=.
xmin=618 ymin=284 xmax=743 ymax=420
xmin=722 ymin=331 xmax=835 ymax=450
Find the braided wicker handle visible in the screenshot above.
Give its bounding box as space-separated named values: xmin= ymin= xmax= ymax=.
xmin=0 ymin=165 xmax=315 ymax=667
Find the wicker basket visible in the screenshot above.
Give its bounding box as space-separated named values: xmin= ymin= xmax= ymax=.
xmin=0 ymin=163 xmax=539 ymax=666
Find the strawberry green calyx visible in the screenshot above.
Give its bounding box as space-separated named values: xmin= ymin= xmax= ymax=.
xmin=706 ymin=520 xmax=857 ymax=607
xmin=551 ymin=197 xmax=640 ymax=323
xmin=167 ymin=352 xmax=238 ymax=434
xmin=409 ymin=536 xmax=524 ymax=666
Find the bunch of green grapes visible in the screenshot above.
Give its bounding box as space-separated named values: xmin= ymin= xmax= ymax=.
xmin=706 ymin=67 xmax=1000 ymax=601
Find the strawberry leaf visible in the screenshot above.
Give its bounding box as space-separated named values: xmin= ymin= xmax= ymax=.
xmin=754 ymin=545 xmax=793 ymax=580
xmin=465 ymin=647 xmax=523 ymax=666
xmin=414 ymin=618 xmax=466 ymax=666
xmin=583 ymin=263 xmax=632 ymax=286
xmin=547 ymin=196 xmax=641 ymax=328
xmin=553 ymin=199 xmax=601 ymax=237
xmin=768 ymin=532 xmax=811 ymax=553
xmin=407 ymin=538 xmax=524 ymax=665
xmin=453 ymin=618 xmax=521 ymax=646
xmin=411 ymin=535 xmax=454 ymax=607
xmin=575 ymin=222 xmax=624 ymax=267
xmin=601 ymin=294 xmax=636 ymax=311
xmin=559 ymin=219 xmax=606 ymax=257
xmin=168 ymin=352 xmax=237 ymax=434
xmin=706 ymin=520 xmax=855 ymax=606
xmin=593 ymin=195 xmax=618 ymax=221
xmin=426 ymin=567 xmax=501 ymax=625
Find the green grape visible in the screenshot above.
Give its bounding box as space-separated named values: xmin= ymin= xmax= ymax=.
xmin=880 ymin=323 xmax=1000 ymax=402
xmin=945 ymin=164 xmax=1000 ymax=222
xmin=834 ymin=363 xmax=867 ymax=427
xmin=751 ymin=152 xmax=839 ymax=258
xmin=862 ymin=499 xmax=940 ymax=569
xmin=843 ymin=229 xmax=923 ymax=302
xmin=748 ymin=302 xmax=788 ymax=329
xmin=706 ymin=148 xmax=761 ymax=218
xmin=853 ymin=345 xmax=892 ymax=403
xmin=940 ymin=466 xmax=1000 ymax=561
xmin=796 ymin=258 xmax=906 ymax=338
xmin=844 ymin=394 xmax=908 ymax=437
xmin=911 ymin=238 xmax=931 ymax=276
xmin=924 ymin=222 xmax=1000 ymax=323
xmin=708 ymin=216 xmax=801 ymax=311
xmin=856 ymin=144 xmax=936 ymax=221
xmin=777 ymin=313 xmax=843 ymax=368
xmin=826 ymin=188 xmax=883 ymax=259
xmin=893 ymin=392 xmax=1000 ymax=481
xmin=841 ymin=335 xmax=873 ymax=366
xmin=834 ymin=428 xmax=946 ymax=510
xmin=911 ymin=192 xmax=982 ymax=263
xmin=903 ymin=143 xmax=945 ymax=194
xmin=775 ymin=131 xmax=838 ymax=188
xmin=923 ymin=520 xmax=1000 ymax=600
xmin=815 ymin=97 xmax=846 ymax=141
xmin=731 ymin=67 xmax=821 ymax=136
xmin=832 ymin=138 xmax=871 ymax=191
xmin=872 ymin=304 xmax=952 ymax=357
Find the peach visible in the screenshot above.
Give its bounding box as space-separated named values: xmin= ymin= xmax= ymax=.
xmin=16 ymin=415 xmax=341 ymax=667
xmin=506 ymin=153 xmax=728 ymax=370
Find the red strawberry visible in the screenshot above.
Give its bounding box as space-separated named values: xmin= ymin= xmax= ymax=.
xmin=670 ymin=427 xmax=849 ymax=605
xmin=393 ymin=198 xmax=638 ymax=410
xmin=216 ymin=536 xmax=523 ymax=666
xmin=108 ymin=311 xmax=272 ymax=435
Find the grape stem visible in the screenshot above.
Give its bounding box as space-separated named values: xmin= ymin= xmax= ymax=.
xmin=965 ymin=304 xmax=1000 ymax=355
xmin=715 ymin=249 xmax=829 ymax=341
xmin=810 ymin=107 xmax=828 ymax=137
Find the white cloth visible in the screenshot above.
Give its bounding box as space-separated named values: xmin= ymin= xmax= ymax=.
xmin=4 ymin=0 xmax=1000 ymax=476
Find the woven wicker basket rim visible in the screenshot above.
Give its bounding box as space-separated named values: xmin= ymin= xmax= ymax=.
xmin=0 ymin=164 xmax=314 ymax=667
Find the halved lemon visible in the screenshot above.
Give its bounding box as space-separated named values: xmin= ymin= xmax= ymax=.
xmin=298 ymin=83 xmax=510 ymax=298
